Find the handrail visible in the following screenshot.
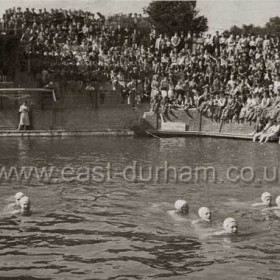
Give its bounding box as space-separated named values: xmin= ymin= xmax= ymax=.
xmin=0 ymin=88 xmax=56 ymax=102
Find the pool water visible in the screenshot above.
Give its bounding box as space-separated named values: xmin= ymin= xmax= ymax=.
xmin=0 ymin=137 xmax=280 ymax=280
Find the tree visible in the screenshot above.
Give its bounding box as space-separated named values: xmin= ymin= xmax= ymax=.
xmin=107 ymin=13 xmax=151 ymax=32
xmin=229 ymin=24 xmax=263 ymax=36
xmin=226 ymin=16 xmax=280 ymax=37
xmin=229 ymin=25 xmax=243 ymax=36
xmin=265 ymin=17 xmax=280 ymax=36
xmin=143 ymin=1 xmax=208 ymax=36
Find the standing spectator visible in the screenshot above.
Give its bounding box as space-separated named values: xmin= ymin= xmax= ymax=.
xmin=213 ymin=31 xmax=220 ymax=56
xmin=204 ymin=34 xmax=213 ymax=54
xmin=127 ymin=78 xmax=137 ymax=107
xmin=155 ymin=34 xmax=165 ymax=54
xmin=18 ymin=101 xmax=30 ymax=130
xmin=171 ymin=32 xmax=180 ymax=50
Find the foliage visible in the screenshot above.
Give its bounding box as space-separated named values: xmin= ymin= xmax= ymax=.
xmin=227 ymin=17 xmax=280 ymax=37
xmin=265 ymin=17 xmax=280 ymax=36
xmin=107 ymin=13 xmax=151 ymax=32
xmin=143 ymin=1 xmax=208 ymax=36
xmin=106 ymin=13 xmax=152 ymax=43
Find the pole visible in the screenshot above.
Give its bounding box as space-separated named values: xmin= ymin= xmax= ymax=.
xmin=51 ymin=103 xmax=56 ymax=130
xmin=199 ymin=111 xmax=202 ymax=132
xmin=156 ymin=110 xmax=159 ymax=130
xmin=28 ymin=44 xmax=31 ymax=87
xmin=95 ymin=82 xmax=98 ymax=109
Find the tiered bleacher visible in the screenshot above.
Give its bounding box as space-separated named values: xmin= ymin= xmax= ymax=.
xmin=0 ymin=7 xmax=280 ymax=137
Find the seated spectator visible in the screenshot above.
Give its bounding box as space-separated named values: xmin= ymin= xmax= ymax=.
xmin=258 ymin=121 xmax=280 ymax=143
xmin=159 ymin=76 xmax=169 ymax=98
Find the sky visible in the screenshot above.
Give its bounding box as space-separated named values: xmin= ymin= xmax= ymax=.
xmin=0 ymin=0 xmax=280 ymax=33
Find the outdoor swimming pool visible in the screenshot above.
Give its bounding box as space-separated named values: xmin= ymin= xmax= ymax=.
xmin=0 ymin=137 xmax=279 ymax=280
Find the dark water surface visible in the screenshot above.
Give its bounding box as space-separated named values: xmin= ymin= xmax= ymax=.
xmin=0 ymin=137 xmax=280 ymax=280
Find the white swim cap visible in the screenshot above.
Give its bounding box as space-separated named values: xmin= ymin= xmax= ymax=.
xmin=19 ymin=196 xmax=31 ymax=207
xmin=14 ymin=192 xmax=24 ymax=201
xmin=261 ymin=192 xmax=272 ymax=202
xmin=223 ymin=217 xmax=237 ymax=230
xmin=198 ymin=207 xmax=210 ymax=219
xmin=174 ymin=199 xmax=188 ymax=212
xmin=275 ymin=196 xmax=280 ymax=206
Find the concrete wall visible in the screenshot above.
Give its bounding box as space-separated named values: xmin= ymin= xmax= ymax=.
xmin=0 ymin=81 xmax=254 ymax=134
xmin=142 ymin=109 xmax=254 ymax=135
xmin=0 ymin=81 xmax=150 ymax=131
xmin=0 ymin=105 xmax=149 ymax=131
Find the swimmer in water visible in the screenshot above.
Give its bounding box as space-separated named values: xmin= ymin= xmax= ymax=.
xmin=252 ymin=192 xmax=272 ymax=207
xmin=174 ymin=200 xmax=189 ymax=214
xmin=192 ymin=207 xmax=212 ymax=227
xmin=3 ymin=196 xmax=31 ymax=216
xmin=199 ymin=217 xmax=238 ymax=238
xmin=223 ymin=218 xmax=238 ymax=234
xmin=262 ymin=195 xmax=280 ymax=209
xmin=262 ymin=196 xmax=280 ymax=217
xmin=19 ymin=196 xmax=32 ymax=216
xmin=211 ymin=218 xmax=238 ymax=236
xmin=167 ymin=200 xmax=189 ymax=221
xmin=3 ymin=192 xmax=24 ymax=213
xmin=15 ymin=192 xmax=24 ymax=205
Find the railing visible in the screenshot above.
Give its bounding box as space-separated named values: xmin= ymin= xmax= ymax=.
xmin=0 ymin=87 xmax=56 ymax=110
xmin=0 ymin=88 xmax=56 ymax=101
xmin=0 ymin=27 xmax=23 ymax=35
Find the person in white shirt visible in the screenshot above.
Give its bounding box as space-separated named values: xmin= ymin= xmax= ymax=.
xmin=155 ymin=34 xmax=165 ymax=53
xmin=18 ymin=101 xmax=30 ymax=130
xmin=273 ymin=75 xmax=280 ymax=94
xmin=259 ymin=121 xmax=280 ymax=143
xmin=171 ymin=32 xmax=180 ymax=49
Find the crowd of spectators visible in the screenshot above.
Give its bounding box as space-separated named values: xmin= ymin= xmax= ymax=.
xmin=148 ymin=30 xmax=280 ymax=137
xmin=1 ymin=7 xmax=280 ymax=136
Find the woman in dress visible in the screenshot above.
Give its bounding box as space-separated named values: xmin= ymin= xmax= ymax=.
xmin=18 ymin=101 xmax=30 ymax=130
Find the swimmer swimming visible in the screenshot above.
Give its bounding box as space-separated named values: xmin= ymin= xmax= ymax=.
xmin=192 ymin=207 xmax=212 ymax=227
xmin=19 ymin=196 xmax=31 ymax=216
xmin=252 ymin=192 xmax=272 ymax=207
xmin=198 ymin=207 xmax=211 ymax=222
xmin=3 ymin=192 xmax=24 ymax=213
xmin=174 ymin=199 xmax=189 ymax=214
xmin=199 ymin=217 xmax=238 ymax=238
xmin=15 ymin=192 xmax=24 ymax=205
xmin=211 ymin=218 xmax=238 ymax=236
xmin=262 ymin=195 xmax=280 ymax=212
xmin=167 ymin=200 xmax=189 ymax=221
xmin=3 ymin=196 xmax=31 ymax=216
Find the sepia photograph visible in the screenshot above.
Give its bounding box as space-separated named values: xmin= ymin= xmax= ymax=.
xmin=0 ymin=0 xmax=280 ymax=279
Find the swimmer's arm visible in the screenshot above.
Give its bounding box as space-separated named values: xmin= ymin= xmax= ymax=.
xmin=3 ymin=203 xmax=17 ymax=213
xmin=198 ymin=229 xmax=226 ymax=238
xmin=209 ymin=230 xmax=228 ymax=236
xmin=4 ymin=209 xmax=21 ymax=215
xmin=191 ymin=219 xmax=201 ymax=226
xmin=252 ymin=202 xmax=264 ymax=207
xmin=262 ymin=206 xmax=280 ymax=211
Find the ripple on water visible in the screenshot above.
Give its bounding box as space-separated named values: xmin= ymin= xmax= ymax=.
xmin=0 ymin=137 xmax=279 ymax=279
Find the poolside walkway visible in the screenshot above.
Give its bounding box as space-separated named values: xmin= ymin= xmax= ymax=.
xmin=0 ymin=129 xmax=134 ymax=137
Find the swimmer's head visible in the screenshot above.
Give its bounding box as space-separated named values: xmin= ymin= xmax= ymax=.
xmin=14 ymin=192 xmax=24 ymax=205
xmin=198 ymin=207 xmax=211 ymax=222
xmin=223 ymin=218 xmax=238 ymax=234
xmin=261 ymin=192 xmax=272 ymax=206
xmin=19 ymin=196 xmax=31 ymax=213
xmin=275 ymin=196 xmax=280 ymax=207
xmin=174 ymin=200 xmax=189 ymax=214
